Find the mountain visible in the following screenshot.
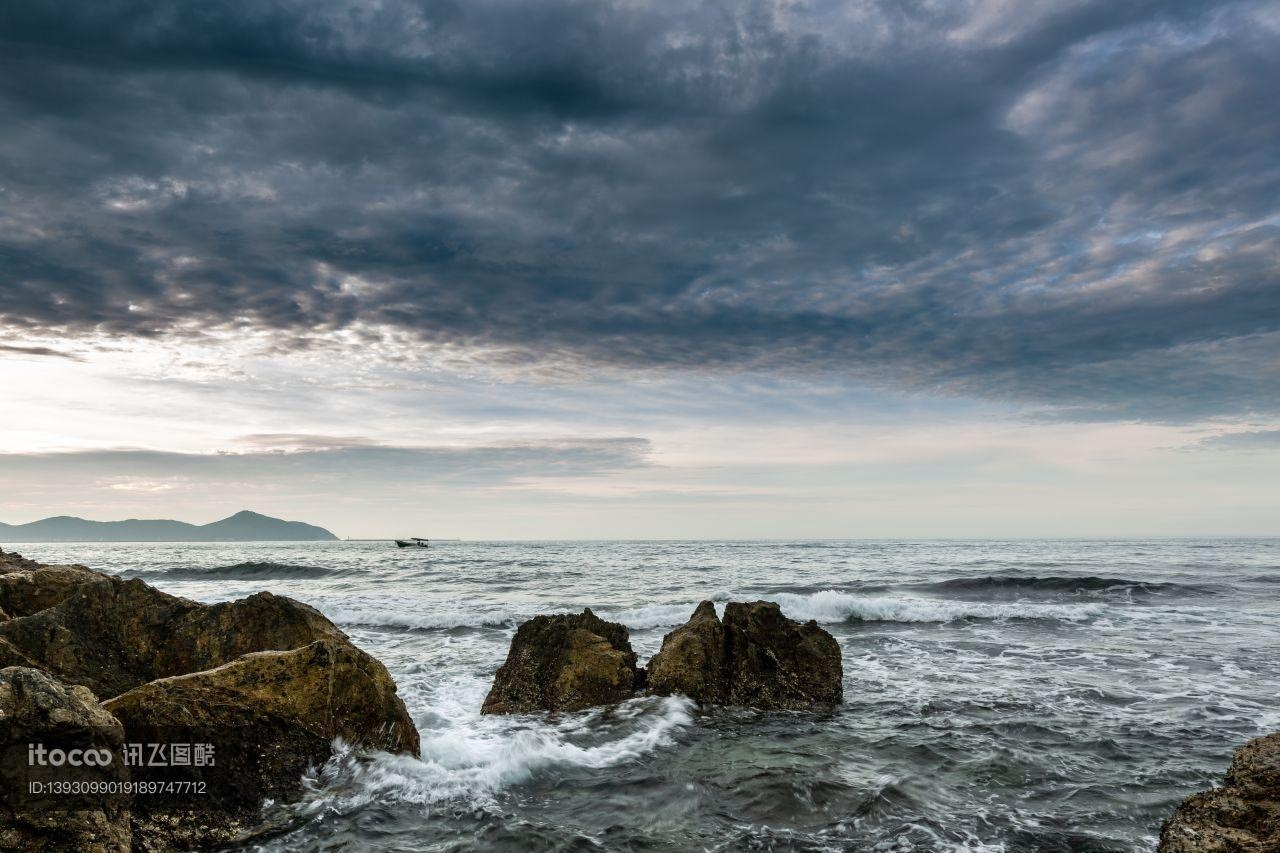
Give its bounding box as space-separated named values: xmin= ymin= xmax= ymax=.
xmin=0 ymin=510 xmax=338 ymax=542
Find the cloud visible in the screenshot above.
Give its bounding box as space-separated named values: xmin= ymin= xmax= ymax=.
xmin=0 ymin=0 xmax=1277 ymax=420
xmin=0 ymin=437 xmax=652 ymax=488
xmin=1191 ymin=428 xmax=1280 ymax=452
xmin=0 ymin=344 xmax=83 ymax=361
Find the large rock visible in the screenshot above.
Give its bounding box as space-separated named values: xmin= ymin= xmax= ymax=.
xmin=1159 ymin=732 xmax=1280 ymax=852
xmin=646 ymin=601 xmax=726 ymax=703
xmin=648 ymin=600 xmax=843 ymax=709
xmin=0 ymin=548 xmax=42 ymax=573
xmin=105 ymin=639 xmax=420 ymax=851
xmin=0 ymin=577 xmax=344 ymax=699
xmin=0 ymin=550 xmax=421 ymax=851
xmin=482 ymin=609 xmax=641 ymax=714
xmin=0 ymin=666 xmax=131 ymax=852
xmin=0 ymin=561 xmax=105 ymax=620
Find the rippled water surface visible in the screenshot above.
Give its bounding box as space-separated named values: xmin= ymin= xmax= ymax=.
xmin=12 ymin=539 xmax=1280 ymax=852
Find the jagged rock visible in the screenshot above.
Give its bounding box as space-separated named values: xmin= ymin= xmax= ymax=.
xmin=105 ymin=639 xmax=420 ymax=851
xmin=482 ymin=608 xmax=641 ymax=714
xmin=0 ymin=666 xmax=131 ymax=852
xmin=0 ymin=577 xmax=345 ymax=699
xmin=648 ymin=600 xmax=843 ymax=709
xmin=0 ymin=551 xmax=421 ymax=851
xmin=0 ymin=548 xmax=42 ymax=573
xmin=0 ymin=562 xmax=105 ymax=619
xmin=1159 ymin=732 xmax=1280 ymax=852
xmin=0 ymin=548 xmax=106 ymax=622
xmin=646 ymin=601 xmax=726 ymax=704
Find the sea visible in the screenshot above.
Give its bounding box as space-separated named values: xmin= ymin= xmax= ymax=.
xmin=9 ymin=539 xmax=1279 ymax=852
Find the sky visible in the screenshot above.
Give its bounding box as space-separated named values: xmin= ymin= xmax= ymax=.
xmin=1 ymin=0 xmax=1278 ymax=539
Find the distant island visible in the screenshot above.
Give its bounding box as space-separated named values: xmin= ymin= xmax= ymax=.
xmin=0 ymin=510 xmax=338 ymax=542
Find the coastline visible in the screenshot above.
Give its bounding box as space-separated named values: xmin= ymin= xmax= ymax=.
xmin=3 ymin=540 xmax=1277 ymax=850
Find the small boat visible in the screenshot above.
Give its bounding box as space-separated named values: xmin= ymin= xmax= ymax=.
xmin=395 ymin=537 xmax=430 ymax=548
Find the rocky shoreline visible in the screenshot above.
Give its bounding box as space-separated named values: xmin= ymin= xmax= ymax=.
xmin=0 ymin=548 xmax=418 ymax=850
xmin=4 ymin=546 xmax=1274 ymax=850
xmin=1157 ymin=732 xmax=1280 ymax=852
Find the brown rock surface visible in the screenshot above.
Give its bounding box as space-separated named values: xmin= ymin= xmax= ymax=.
xmin=0 ymin=577 xmax=345 ymax=699
xmin=1159 ymin=732 xmax=1280 ymax=852
xmin=0 ymin=562 xmax=105 ymax=620
xmin=0 ymin=549 xmax=421 ymax=851
xmin=648 ymin=600 xmax=843 ymax=709
xmin=0 ymin=666 xmax=131 ymax=852
xmin=646 ymin=600 xmax=726 ymax=704
xmin=482 ymin=608 xmax=641 ymax=714
xmin=105 ymin=639 xmax=419 ymax=850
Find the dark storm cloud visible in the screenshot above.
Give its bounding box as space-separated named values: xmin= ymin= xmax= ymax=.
xmin=1 ymin=0 xmax=1277 ymax=419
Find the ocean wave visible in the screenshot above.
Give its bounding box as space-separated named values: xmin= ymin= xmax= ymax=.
xmin=295 ymin=694 xmax=695 ymax=811
xmin=127 ymin=561 xmax=339 ymax=581
xmin=770 ymin=590 xmax=1106 ymax=624
xmin=326 ymin=586 xmax=1106 ymax=632
xmin=324 ymin=604 xmax=528 ymax=631
xmin=915 ymin=575 xmax=1213 ymax=596
xmin=612 ymin=602 xmax=711 ymax=629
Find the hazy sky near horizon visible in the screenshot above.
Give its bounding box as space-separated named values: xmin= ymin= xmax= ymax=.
xmin=2 ymin=0 xmax=1279 ymax=538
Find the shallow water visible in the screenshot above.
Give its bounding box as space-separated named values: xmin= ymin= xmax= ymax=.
xmin=11 ymin=539 xmax=1280 ymax=852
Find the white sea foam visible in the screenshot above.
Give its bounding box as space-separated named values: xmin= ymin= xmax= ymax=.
xmin=770 ymin=590 xmax=1106 ymax=624
xmin=612 ymin=602 xmax=713 ymax=628
xmin=322 ymin=588 xmax=1103 ymax=632
xmin=296 ymin=689 xmax=696 ymax=812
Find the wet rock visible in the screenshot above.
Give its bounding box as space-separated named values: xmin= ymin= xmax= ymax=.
xmin=648 ymin=600 xmax=843 ymax=709
xmin=105 ymin=639 xmax=420 ymax=851
xmin=482 ymin=608 xmax=641 ymax=714
xmin=1159 ymin=732 xmax=1280 ymax=852
xmin=0 ymin=578 xmax=345 ymax=699
xmin=0 ymin=666 xmax=131 ymax=852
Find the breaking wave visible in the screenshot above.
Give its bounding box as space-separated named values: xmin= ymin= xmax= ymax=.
xmin=915 ymin=575 xmax=1215 ymax=596
xmin=296 ymin=694 xmax=695 ymax=811
xmin=324 ymin=604 xmax=531 ymax=631
xmin=130 ymin=561 xmax=339 ymax=580
xmin=770 ymin=590 xmax=1106 ymax=624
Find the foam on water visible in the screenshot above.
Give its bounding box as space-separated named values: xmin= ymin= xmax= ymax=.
xmin=296 ymin=692 xmax=696 ymax=813
xmin=771 ymin=590 xmax=1107 ymax=624
xmin=14 ymin=538 xmax=1277 ymax=852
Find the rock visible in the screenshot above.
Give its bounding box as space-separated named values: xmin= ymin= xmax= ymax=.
xmin=0 ymin=562 xmax=105 ymax=619
xmin=646 ymin=601 xmax=726 ymax=704
xmin=0 ymin=578 xmax=345 ymax=699
xmin=1158 ymin=732 xmax=1280 ymax=852
xmin=0 ymin=551 xmax=420 ymax=851
xmin=0 ymin=666 xmax=131 ymax=852
xmin=0 ymin=548 xmax=42 ymax=573
xmin=482 ymin=608 xmax=641 ymax=714
xmin=104 ymin=639 xmax=420 ymax=851
xmin=0 ymin=575 xmax=190 ymax=698
xmin=648 ymin=600 xmax=843 ymax=709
